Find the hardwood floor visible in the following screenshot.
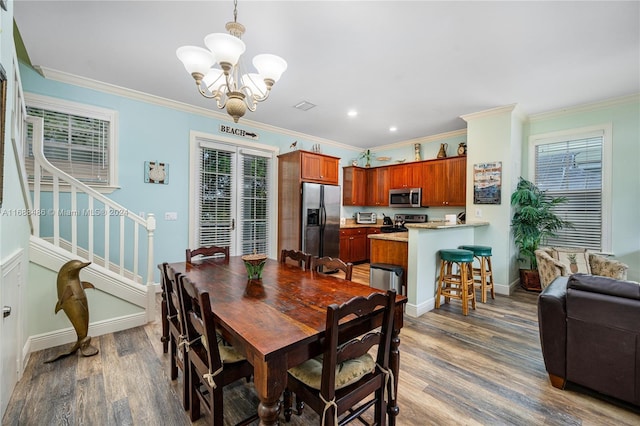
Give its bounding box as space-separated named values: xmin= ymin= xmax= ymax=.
xmin=3 ymin=263 xmax=639 ymax=425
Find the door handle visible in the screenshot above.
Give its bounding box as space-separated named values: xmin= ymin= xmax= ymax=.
xmin=2 ymin=306 xmax=11 ymax=318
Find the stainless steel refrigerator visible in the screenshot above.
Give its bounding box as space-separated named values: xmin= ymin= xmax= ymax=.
xmin=301 ymin=182 xmax=341 ymax=259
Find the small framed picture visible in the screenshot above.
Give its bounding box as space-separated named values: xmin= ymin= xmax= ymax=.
xmin=473 ymin=161 xmax=502 ymax=205
xmin=144 ymin=161 xmax=169 ymax=184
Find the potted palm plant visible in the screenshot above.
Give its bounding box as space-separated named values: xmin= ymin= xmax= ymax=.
xmin=510 ymin=177 xmax=572 ymax=291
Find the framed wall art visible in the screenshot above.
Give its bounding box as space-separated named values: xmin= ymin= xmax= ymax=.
xmin=473 ymin=161 xmax=502 ymax=205
xmin=144 ymin=161 xmax=169 ymax=184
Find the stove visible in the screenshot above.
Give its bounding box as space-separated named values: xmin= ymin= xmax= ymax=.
xmin=380 ymin=225 xmax=407 ymax=233
xmin=379 ymin=214 xmax=427 ymax=233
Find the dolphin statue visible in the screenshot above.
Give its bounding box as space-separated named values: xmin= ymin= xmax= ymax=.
xmin=45 ymin=260 xmax=99 ymax=363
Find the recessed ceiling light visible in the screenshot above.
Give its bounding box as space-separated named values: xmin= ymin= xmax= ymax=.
xmin=389 ymin=126 xmax=398 ymax=132
xmin=347 ymin=110 xmax=358 ymax=117
xmin=293 ymin=101 xmax=316 ymax=111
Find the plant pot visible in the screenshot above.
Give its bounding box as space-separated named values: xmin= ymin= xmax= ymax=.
xmin=520 ymin=269 xmax=542 ymax=292
xmin=241 ymin=254 xmax=267 ymax=280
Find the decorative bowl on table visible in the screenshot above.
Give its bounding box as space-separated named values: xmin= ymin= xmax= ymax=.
xmin=241 ymin=253 xmax=268 ymax=280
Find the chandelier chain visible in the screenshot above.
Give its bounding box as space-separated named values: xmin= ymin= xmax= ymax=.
xmin=233 ymin=0 xmax=238 ymax=23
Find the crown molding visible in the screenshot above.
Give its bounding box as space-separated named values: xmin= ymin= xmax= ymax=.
xmin=34 ymin=66 xmax=357 ymax=152
xmin=460 ymin=103 xmax=519 ymax=122
xmin=528 ymin=93 xmax=640 ymax=122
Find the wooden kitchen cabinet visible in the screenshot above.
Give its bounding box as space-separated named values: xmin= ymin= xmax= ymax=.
xmin=389 ymin=162 xmax=423 ymax=189
xmin=366 ymin=227 xmax=381 ymax=260
xmin=365 ymin=167 xmax=389 ymax=206
xmin=343 ymin=166 xmax=367 ymax=206
xmin=422 ymin=156 xmax=466 ymax=206
xmin=339 ymin=228 xmax=368 ymax=263
xmin=299 ymin=151 xmax=339 ymax=184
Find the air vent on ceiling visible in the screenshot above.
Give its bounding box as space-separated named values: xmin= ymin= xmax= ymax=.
xmin=293 ymin=101 xmax=316 ymax=111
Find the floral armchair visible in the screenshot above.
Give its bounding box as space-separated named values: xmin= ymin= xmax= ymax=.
xmin=535 ymin=247 xmax=629 ymax=289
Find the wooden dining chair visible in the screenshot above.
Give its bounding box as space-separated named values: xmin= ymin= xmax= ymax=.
xmin=283 ymin=289 xmax=397 ymax=426
xmin=280 ymin=249 xmax=312 ymax=270
xmin=158 ymin=263 xmax=170 ymax=354
xmin=178 ymin=274 xmax=258 ymax=426
xmin=186 ymin=245 xmax=230 ymax=263
xmin=159 ymin=262 xmax=189 ymax=410
xmin=311 ymin=256 xmax=354 ymax=281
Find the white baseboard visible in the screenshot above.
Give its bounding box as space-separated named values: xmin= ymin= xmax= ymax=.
xmin=405 ymin=298 xmax=435 ymax=318
xmin=27 ymin=312 xmax=149 ymax=353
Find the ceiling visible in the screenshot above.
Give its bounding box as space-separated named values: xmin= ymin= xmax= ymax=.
xmin=13 ymin=1 xmax=640 ymax=149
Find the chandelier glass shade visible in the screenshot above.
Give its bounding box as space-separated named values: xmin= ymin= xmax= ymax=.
xmin=176 ymin=2 xmax=287 ymax=123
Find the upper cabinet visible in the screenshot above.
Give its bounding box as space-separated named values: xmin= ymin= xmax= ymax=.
xmin=389 ymin=162 xmax=423 ymax=189
xmin=366 ymin=167 xmax=389 ymax=207
xmin=422 ymin=156 xmax=467 ymax=206
xmin=300 ymin=151 xmax=339 ymax=184
xmin=279 ymin=150 xmax=340 ymax=185
xmin=343 ymin=166 xmax=367 ymax=206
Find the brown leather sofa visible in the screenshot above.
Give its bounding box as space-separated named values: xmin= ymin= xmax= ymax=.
xmin=538 ymin=273 xmax=640 ymax=406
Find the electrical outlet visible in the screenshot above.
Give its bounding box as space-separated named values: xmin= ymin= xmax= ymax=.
xmin=164 ymin=212 xmax=178 ymax=221
xmin=475 ymin=208 xmax=482 ymax=218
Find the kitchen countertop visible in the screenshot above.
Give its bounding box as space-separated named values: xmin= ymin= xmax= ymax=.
xmin=367 ymin=221 xmax=490 ymax=242
xmin=405 ymin=221 xmax=490 ymax=229
xmin=368 ymin=232 xmax=408 ymax=242
xmin=340 ymin=223 xmax=384 ymax=229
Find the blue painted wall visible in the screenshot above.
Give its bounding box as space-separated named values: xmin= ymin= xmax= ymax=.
xmin=20 ymin=63 xmax=362 ymax=282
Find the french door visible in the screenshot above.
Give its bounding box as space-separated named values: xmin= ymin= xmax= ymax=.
xmin=190 ymin=135 xmax=276 ymax=257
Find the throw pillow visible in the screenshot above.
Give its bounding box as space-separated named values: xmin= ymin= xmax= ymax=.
xmin=551 ymin=247 xmax=591 ymax=275
xmin=589 ymin=253 xmax=629 ymax=280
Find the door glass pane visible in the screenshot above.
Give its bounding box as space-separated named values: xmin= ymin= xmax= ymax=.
xmin=199 ymin=147 xmax=234 ymax=248
xmin=240 ymin=153 xmax=270 ymax=255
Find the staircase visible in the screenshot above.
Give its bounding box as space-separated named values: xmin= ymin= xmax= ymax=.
xmin=27 ymin=115 xmax=157 ymax=348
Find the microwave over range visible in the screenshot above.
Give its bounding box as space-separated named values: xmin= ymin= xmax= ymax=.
xmin=389 ymin=188 xmax=422 ymax=208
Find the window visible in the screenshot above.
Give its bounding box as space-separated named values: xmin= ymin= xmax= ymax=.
xmin=530 ymin=124 xmax=611 ymax=252
xmin=24 ymin=93 xmax=118 ymax=190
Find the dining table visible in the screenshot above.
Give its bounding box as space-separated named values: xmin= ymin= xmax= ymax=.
xmin=168 ymin=256 xmax=407 ymax=426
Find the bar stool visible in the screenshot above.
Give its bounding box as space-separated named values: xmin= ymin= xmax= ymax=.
xmin=435 ymin=249 xmax=476 ymax=315
xmin=459 ymin=245 xmax=495 ymax=303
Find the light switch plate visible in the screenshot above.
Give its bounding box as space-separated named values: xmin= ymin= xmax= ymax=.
xmin=475 ymin=208 xmax=482 ymax=218
xmin=164 ymin=212 xmax=178 ymax=221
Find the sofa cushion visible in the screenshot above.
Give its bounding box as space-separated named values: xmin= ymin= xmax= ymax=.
xmin=551 ymin=247 xmax=591 ymax=274
xmin=568 ymin=273 xmax=640 ymax=300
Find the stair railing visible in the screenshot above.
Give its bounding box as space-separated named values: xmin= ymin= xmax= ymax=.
xmin=28 ymin=116 xmax=156 ymax=285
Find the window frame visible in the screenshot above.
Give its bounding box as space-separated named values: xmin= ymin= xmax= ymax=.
xmin=24 ymin=92 xmax=119 ymax=193
xmin=528 ymin=123 xmax=613 ymax=253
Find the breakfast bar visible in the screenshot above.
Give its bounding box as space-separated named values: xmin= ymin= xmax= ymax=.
xmin=369 ymin=221 xmax=489 ymax=318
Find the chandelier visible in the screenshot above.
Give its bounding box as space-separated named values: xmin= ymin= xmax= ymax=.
xmin=176 ymin=0 xmax=287 ymax=122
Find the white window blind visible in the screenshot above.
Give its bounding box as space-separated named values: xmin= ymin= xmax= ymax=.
xmin=198 ymin=147 xmax=234 ymax=248
xmin=25 ymin=106 xmax=110 ymax=185
xmin=240 ymin=153 xmax=270 ymax=255
xmin=534 ymin=135 xmax=603 ymax=250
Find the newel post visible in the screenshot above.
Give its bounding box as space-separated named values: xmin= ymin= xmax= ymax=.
xmin=146 ymin=213 xmax=156 ymax=286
